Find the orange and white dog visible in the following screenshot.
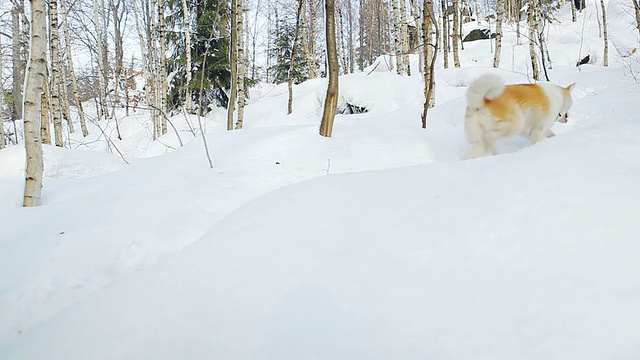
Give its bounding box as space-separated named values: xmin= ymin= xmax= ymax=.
xmin=464 ymin=74 xmax=575 ymax=158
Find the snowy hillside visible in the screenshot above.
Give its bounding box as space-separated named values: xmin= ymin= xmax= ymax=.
xmin=2 ymin=1 xmax=640 ymax=358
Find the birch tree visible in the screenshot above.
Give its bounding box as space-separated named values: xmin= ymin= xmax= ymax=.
xmin=319 ymin=0 xmax=339 ymax=137
xmin=236 ymin=0 xmax=247 ymax=128
xmin=441 ymin=0 xmax=449 ymax=69
xmin=493 ymin=0 xmax=504 ymax=67
xmin=288 ymin=0 xmax=304 ymax=115
xmin=308 ymin=0 xmax=318 ymax=78
xmin=93 ymin=0 xmax=109 ymax=120
xmin=392 ymin=0 xmax=403 ymax=74
xmin=181 ymin=0 xmax=193 ymax=112
xmin=400 ymin=0 xmax=410 ymax=75
xmin=527 ymin=0 xmax=539 ymax=80
xmin=12 ymin=1 xmax=25 ymax=122
xmin=227 ymin=0 xmax=238 ymax=130
xmin=452 ymin=0 xmax=460 ymax=67
xmin=49 ymin=0 xmax=65 ymax=147
xmin=158 ymin=0 xmax=168 ymax=135
xmin=0 ymin=36 xmax=5 ymax=150
xmin=599 ymin=0 xmax=608 ymax=66
xmin=60 ymin=0 xmax=89 ymax=137
xmin=23 ymin=0 xmax=47 ymax=207
xmin=422 ymin=0 xmax=437 ymax=128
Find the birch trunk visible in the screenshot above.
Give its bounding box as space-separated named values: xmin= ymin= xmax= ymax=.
xmin=12 ymin=4 xmax=24 ymax=121
xmin=158 ymin=0 xmax=168 ymax=135
xmin=61 ymin=0 xmax=88 ymax=136
xmin=571 ymin=0 xmax=577 ymax=21
xmin=422 ymin=0 xmax=438 ymax=128
xmin=400 ymin=0 xmax=410 ymax=75
xmin=235 ymin=0 xmax=247 ymax=128
xmin=452 ymin=0 xmax=460 ymax=67
xmin=301 ymin=0 xmax=315 ymax=78
xmin=309 ymin=0 xmax=318 ymax=78
xmin=347 ymin=0 xmax=355 ymax=73
xmin=319 ymin=0 xmax=339 ymax=137
xmin=493 ymin=0 xmax=504 ymax=68
xmin=92 ymin=0 xmax=108 ymax=120
xmin=227 ymin=0 xmax=238 ymax=130
xmin=49 ymin=0 xmax=64 ymax=147
xmin=0 ymin=35 xmax=4 ymax=150
xmin=23 ymin=0 xmax=47 ymax=207
xmin=527 ymin=0 xmax=539 ymax=80
xmin=41 ymin=84 xmax=51 ymax=144
xmin=181 ymin=0 xmax=193 ymax=112
xmin=392 ymin=0 xmax=403 ymax=74
xmin=599 ymin=0 xmax=608 ymax=66
xmin=442 ymin=0 xmax=449 ymax=69
xmin=288 ymin=0 xmax=304 ymax=115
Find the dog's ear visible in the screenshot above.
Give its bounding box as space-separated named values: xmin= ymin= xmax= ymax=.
xmin=566 ymin=83 xmax=576 ymax=92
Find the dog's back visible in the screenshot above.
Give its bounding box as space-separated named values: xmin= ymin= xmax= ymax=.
xmin=464 ymin=74 xmax=574 ymax=158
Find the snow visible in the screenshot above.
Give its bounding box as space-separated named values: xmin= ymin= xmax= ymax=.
xmin=2 ymin=2 xmax=640 ymax=359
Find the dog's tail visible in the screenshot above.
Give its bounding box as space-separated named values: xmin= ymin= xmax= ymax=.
xmin=466 ymin=74 xmax=505 ymax=109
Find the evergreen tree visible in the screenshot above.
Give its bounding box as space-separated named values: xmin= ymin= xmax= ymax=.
xmin=166 ymin=0 xmax=231 ymax=113
xmin=269 ymin=17 xmax=309 ymax=85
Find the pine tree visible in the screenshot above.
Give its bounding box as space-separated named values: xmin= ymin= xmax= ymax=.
xmin=269 ymin=15 xmax=309 ymax=84
xmin=166 ymin=0 xmax=230 ymax=115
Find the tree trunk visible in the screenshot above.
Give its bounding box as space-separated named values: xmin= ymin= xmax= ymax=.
xmin=452 ymin=0 xmax=460 ymax=67
xmin=41 ymin=84 xmax=51 ymax=144
xmin=571 ymin=0 xmax=577 ymax=21
xmin=319 ymin=0 xmax=339 ymax=137
xmin=632 ymin=0 xmax=640 ymax=36
xmin=12 ymin=3 xmax=24 ymax=122
xmin=60 ymin=0 xmax=89 ymax=137
xmin=158 ymin=0 xmax=168 ymax=135
xmin=493 ymin=0 xmax=504 ymax=67
xmin=392 ymin=0 xmax=403 ymax=74
xmin=309 ymin=0 xmax=318 ymax=78
xmin=441 ymin=0 xmax=449 ymax=69
xmin=0 ymin=35 xmax=5 ymax=150
xmin=347 ymin=0 xmax=355 ymax=73
xmin=181 ymin=0 xmax=193 ymax=112
xmin=236 ymin=0 xmax=247 ymax=128
xmin=49 ymin=0 xmax=65 ymax=147
xmin=23 ymin=0 xmax=47 ymax=207
xmin=599 ymin=0 xmax=608 ymax=66
xmin=288 ymin=0 xmax=304 ymax=115
xmin=422 ymin=0 xmax=438 ymax=128
xmin=227 ymin=0 xmax=238 ymax=130
xmin=527 ymin=0 xmax=539 ymax=80
xmin=400 ymin=0 xmax=410 ymax=75
xmin=92 ymin=0 xmax=108 ymax=120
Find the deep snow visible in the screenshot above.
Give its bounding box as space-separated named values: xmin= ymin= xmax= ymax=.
xmin=2 ymin=1 xmax=640 ymax=358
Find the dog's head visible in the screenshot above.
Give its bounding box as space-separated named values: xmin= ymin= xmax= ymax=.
xmin=557 ymin=83 xmax=576 ymax=123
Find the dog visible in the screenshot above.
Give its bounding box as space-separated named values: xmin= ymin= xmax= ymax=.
xmin=464 ymin=74 xmax=575 ymax=158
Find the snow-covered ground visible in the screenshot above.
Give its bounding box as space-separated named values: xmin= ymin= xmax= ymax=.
xmin=2 ymin=1 xmax=640 ymax=358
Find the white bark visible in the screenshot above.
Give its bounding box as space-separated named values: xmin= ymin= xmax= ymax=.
xmin=92 ymin=0 xmax=108 ymax=120
xmin=49 ymin=0 xmax=64 ymax=147
xmin=181 ymin=0 xmax=193 ymax=112
xmin=599 ymin=0 xmax=608 ymax=66
xmin=400 ymin=0 xmax=410 ymax=75
xmin=61 ymin=0 xmax=88 ymax=137
xmin=493 ymin=0 xmax=504 ymax=68
xmin=236 ymin=0 xmax=247 ymax=128
xmin=23 ymin=0 xmax=47 ymax=207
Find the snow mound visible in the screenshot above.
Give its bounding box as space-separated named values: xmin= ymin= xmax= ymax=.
xmin=4 ymin=119 xmax=640 ymax=360
xmin=0 ymin=145 xmax=127 ymax=179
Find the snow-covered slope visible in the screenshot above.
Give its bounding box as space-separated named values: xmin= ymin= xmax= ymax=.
xmin=1 ymin=0 xmax=640 ymax=358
